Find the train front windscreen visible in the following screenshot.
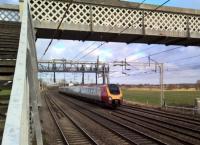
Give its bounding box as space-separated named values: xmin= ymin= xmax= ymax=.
xmin=108 ymin=84 xmax=120 ymax=95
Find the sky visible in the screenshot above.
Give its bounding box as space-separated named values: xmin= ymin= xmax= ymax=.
xmin=1 ymin=0 xmax=200 ymax=84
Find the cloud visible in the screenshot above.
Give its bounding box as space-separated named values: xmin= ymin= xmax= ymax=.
xmin=37 ymin=39 xmax=200 ymax=84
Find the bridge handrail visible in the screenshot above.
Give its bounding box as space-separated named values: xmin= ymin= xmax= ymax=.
xmin=2 ymin=0 xmax=43 ymax=144
xmin=0 ymin=4 xmax=19 ymax=11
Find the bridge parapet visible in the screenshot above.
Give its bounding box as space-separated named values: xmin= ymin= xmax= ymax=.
xmin=30 ymin=0 xmax=200 ymax=41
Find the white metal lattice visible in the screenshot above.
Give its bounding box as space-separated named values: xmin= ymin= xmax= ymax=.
xmin=30 ymin=0 xmax=200 ymax=33
xmin=30 ymin=0 xmax=90 ymax=25
xmin=0 ymin=9 xmax=20 ymax=22
xmin=144 ymin=11 xmax=187 ymax=32
xmin=189 ymin=16 xmax=200 ymax=33
xmin=91 ymin=5 xmax=142 ymax=29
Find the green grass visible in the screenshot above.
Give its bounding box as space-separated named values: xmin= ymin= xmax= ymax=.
xmin=0 ymin=89 xmax=11 ymax=100
xmin=0 ymin=121 xmax=5 ymax=129
xmin=122 ymin=89 xmax=200 ymax=107
xmin=0 ymin=90 xmax=11 ymax=96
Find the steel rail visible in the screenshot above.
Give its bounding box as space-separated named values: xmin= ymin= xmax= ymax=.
xmin=118 ymin=106 xmax=200 ymax=132
xmin=56 ymin=95 xmax=141 ymax=145
xmin=121 ymin=105 xmax=200 ymax=125
xmin=111 ymin=110 xmax=200 ymax=144
xmin=45 ymin=93 xmax=98 ymax=145
xmin=44 ymin=94 xmax=69 ymax=145
xmin=58 ymin=94 xmax=169 ymax=145
xmin=115 ymin=109 xmax=200 ymax=138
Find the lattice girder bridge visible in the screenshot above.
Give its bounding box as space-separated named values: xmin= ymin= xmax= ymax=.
xmin=30 ymin=0 xmax=200 ymax=46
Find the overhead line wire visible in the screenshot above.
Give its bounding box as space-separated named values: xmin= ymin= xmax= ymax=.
xmin=71 ymin=41 xmax=97 ymax=61
xmin=41 ymin=0 xmax=74 ymax=59
xmin=76 ymin=42 xmax=107 ymax=61
xmin=110 ymin=45 xmax=157 ymax=62
xmin=166 ymin=54 xmax=200 ymax=63
xmin=117 ymin=0 xmax=171 ymax=35
xmin=71 ymin=0 xmax=148 ymax=61
xmin=133 ymin=46 xmax=182 ymax=62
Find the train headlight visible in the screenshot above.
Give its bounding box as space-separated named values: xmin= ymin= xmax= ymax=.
xmin=108 ymin=96 xmax=112 ymax=101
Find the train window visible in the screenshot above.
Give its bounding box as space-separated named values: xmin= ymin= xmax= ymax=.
xmin=108 ymin=84 xmax=120 ymax=95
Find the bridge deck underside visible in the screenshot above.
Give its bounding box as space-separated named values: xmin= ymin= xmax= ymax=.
xmin=36 ymin=28 xmax=200 ymax=46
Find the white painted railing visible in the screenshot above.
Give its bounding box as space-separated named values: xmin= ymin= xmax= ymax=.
xmin=1 ymin=0 xmax=43 ymax=144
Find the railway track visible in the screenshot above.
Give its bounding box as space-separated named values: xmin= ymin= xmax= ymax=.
xmin=56 ymin=94 xmax=179 ymax=145
xmin=56 ymin=92 xmax=200 ymax=145
xmin=44 ymin=94 xmax=98 ymax=145
xmin=122 ymin=104 xmax=200 ymax=123
xmin=112 ymin=109 xmax=200 ymax=144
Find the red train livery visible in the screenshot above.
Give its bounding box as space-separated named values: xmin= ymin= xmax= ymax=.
xmin=59 ymin=84 xmax=123 ymax=108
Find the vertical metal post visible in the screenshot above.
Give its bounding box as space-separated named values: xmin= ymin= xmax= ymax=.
xmin=82 ymin=72 xmax=85 ymax=85
xmin=53 ymin=72 xmax=56 ymax=83
xmin=102 ymin=64 xmax=105 ymax=85
xmin=106 ymin=65 xmax=110 ymax=84
xmin=64 ymin=72 xmax=66 ymax=86
xmin=53 ymin=60 xmax=56 ymax=83
xmin=160 ymin=63 xmax=164 ymax=107
xmin=96 ymin=56 xmax=99 ymax=85
xmin=82 ymin=64 xmax=84 ymax=85
xmin=106 ymin=71 xmax=110 ymax=84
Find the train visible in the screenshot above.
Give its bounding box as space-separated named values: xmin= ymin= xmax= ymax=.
xmin=59 ymin=84 xmax=123 ymax=108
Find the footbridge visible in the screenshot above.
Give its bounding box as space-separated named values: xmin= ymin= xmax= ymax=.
xmin=0 ymin=0 xmax=200 ymax=145
xmin=31 ymin=0 xmax=200 ymax=46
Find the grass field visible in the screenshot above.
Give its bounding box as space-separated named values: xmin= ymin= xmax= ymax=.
xmin=0 ymin=89 xmax=11 ymax=100
xmin=122 ymin=88 xmax=200 ymax=107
